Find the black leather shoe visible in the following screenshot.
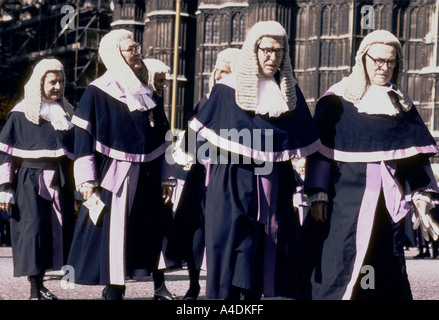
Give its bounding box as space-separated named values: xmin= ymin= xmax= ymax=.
xmin=39 ymin=287 xmax=58 ymax=300
xmin=102 ymin=286 xmax=109 ymax=300
xmin=183 ymin=284 xmax=200 ymax=300
xmin=102 ymin=285 xmax=125 ymax=300
xmin=154 ymin=284 xmax=175 ymax=300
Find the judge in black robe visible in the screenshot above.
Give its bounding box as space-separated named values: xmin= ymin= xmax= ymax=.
xmin=303 ymin=30 xmax=439 ymax=300
xmin=167 ymin=48 xmax=241 ymax=300
xmin=0 ymin=58 xmax=76 ymax=300
xmin=67 ymin=30 xmax=175 ymax=300
xmin=176 ymin=21 xmax=321 ymax=300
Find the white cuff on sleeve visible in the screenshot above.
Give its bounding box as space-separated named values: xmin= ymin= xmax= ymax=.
xmin=0 ymin=191 xmax=15 ymax=204
xmin=306 ymin=191 xmax=328 ymax=204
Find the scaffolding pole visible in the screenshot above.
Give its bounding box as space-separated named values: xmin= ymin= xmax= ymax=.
xmin=171 ymin=0 xmax=181 ymax=130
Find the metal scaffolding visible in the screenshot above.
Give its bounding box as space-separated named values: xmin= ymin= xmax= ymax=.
xmin=0 ymin=0 xmax=113 ymax=119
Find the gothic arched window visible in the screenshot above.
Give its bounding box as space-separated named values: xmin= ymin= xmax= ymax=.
xmin=321 ymin=5 xmax=338 ymax=36
xmin=204 ymin=15 xmax=219 ymax=44
xmin=296 ymin=8 xmax=307 ymax=39
xmin=340 ymin=4 xmax=349 ymax=35
xmin=321 ymin=6 xmax=330 ymax=36
xmin=232 ymin=13 xmax=246 ymax=43
xmin=330 ymin=6 xmax=338 ymax=35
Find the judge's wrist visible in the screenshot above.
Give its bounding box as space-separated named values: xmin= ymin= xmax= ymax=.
xmin=307 ymin=191 xmax=328 ymax=204
xmin=161 ymin=179 xmax=177 ymax=187
xmin=413 ymin=192 xmax=434 ymax=210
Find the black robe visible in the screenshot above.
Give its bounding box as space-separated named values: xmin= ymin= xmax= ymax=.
xmin=0 ymin=100 xmax=75 ymax=277
xmin=184 ymin=74 xmax=321 ymax=299
xmin=303 ymin=84 xmax=439 ymax=300
xmin=166 ymin=94 xmax=209 ymax=271
xmin=67 ymin=72 xmax=173 ymax=285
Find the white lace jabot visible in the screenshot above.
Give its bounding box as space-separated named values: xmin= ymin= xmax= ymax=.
xmin=125 ymin=84 xmax=156 ymax=112
xmin=255 ymin=76 xmax=289 ymax=118
xmin=355 ymin=84 xmax=400 ymax=116
xmin=40 ymin=100 xmax=73 ymax=131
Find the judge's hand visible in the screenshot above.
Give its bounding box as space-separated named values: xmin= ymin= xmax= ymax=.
xmin=0 ymin=202 xmax=11 ymax=213
xmin=79 ymin=185 xmax=95 ymax=201
xmin=414 ymin=198 xmax=428 ymax=219
xmin=162 ymin=185 xmax=174 ymax=204
xmin=413 ymin=198 xmax=439 ymax=241
xmin=311 ymin=201 xmax=327 ymax=222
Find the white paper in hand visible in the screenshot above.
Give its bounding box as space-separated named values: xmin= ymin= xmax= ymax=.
xmin=83 ymin=193 xmax=105 ymax=225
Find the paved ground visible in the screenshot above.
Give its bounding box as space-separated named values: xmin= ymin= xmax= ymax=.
xmin=0 ymin=246 xmax=206 ymax=301
xmin=402 ymin=248 xmax=439 ymax=300
xmin=1 ymin=246 xmax=438 ymax=301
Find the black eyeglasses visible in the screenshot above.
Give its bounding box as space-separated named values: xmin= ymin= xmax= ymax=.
xmin=366 ymin=53 xmax=397 ymax=68
xmin=121 ymin=44 xmax=141 ymax=55
xmin=258 ymin=47 xmax=285 ymax=58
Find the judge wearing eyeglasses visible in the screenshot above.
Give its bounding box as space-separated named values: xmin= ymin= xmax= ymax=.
xmin=67 ymin=29 xmax=175 ymax=300
xmin=302 ymin=30 xmax=439 ymax=300
xmin=180 ymin=20 xmax=321 ymax=300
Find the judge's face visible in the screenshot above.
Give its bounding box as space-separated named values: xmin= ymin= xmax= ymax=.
xmin=154 ymin=72 xmax=167 ymax=97
xmin=213 ymin=64 xmax=231 ymax=83
xmin=120 ymin=38 xmax=142 ymax=71
xmin=257 ymin=37 xmax=284 ymax=78
xmin=365 ymin=43 xmax=397 ymax=86
xmin=42 ymin=71 xmax=63 ymax=101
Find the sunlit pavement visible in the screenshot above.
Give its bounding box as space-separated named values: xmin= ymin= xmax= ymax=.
xmin=1 ymin=246 xmax=438 ymax=300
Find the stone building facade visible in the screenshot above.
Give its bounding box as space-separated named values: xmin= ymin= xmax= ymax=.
xmin=1 ymin=0 xmax=439 ymax=136
xmin=119 ymin=0 xmax=439 ymax=136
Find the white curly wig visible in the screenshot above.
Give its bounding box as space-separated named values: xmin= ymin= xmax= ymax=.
xmin=343 ymin=29 xmax=411 ymax=111
xmin=142 ymin=58 xmax=171 ymax=91
xmin=98 ymin=29 xmax=148 ymax=94
xmin=24 ymin=58 xmax=73 ymax=125
xmin=208 ymin=48 xmax=241 ymax=92
xmin=234 ymin=21 xmax=297 ymax=113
